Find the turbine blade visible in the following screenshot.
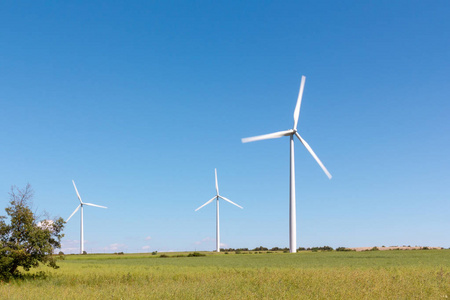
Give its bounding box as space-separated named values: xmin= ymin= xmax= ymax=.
xmin=83 ymin=203 xmax=107 ymax=209
xmin=195 ymin=196 xmax=216 ymax=211
xmin=295 ymin=132 xmax=332 ymax=179
xmin=66 ymin=205 xmax=81 ymax=222
xmin=218 ymin=195 xmax=243 ymax=209
xmin=293 ymin=76 xmax=306 ymax=130
xmin=72 ymin=180 xmax=83 ymax=203
xmin=215 ymin=168 xmax=219 ymax=195
xmin=241 ymin=130 xmax=293 ymax=143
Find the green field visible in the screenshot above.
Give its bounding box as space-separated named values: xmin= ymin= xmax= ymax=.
xmin=1 ymin=250 xmax=449 ymax=299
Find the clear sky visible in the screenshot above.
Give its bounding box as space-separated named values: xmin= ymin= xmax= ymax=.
xmin=1 ymin=1 xmax=449 ymax=253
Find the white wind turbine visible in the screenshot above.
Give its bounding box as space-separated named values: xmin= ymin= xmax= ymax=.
xmin=66 ymin=180 xmax=107 ymax=254
xmin=242 ymin=75 xmax=332 ymax=253
xmin=195 ymin=169 xmax=243 ymax=252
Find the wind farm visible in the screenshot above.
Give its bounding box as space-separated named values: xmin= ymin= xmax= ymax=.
xmin=1 ymin=1 xmax=449 ymax=299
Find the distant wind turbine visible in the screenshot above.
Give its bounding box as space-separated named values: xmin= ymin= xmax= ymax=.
xmin=241 ymin=75 xmax=332 ymax=253
xmin=66 ymin=180 xmax=107 ymax=254
xmin=195 ymin=169 xmax=243 ymax=252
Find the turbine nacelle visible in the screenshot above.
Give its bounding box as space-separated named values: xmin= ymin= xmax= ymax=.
xmin=241 ymin=76 xmax=331 ymax=180
xmin=66 ymin=180 xmax=108 ymax=222
xmin=195 ymin=169 xmax=243 ymax=211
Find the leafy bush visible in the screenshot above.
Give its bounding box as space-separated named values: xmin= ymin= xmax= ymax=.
xmin=336 ymin=247 xmax=354 ymax=252
xmin=187 ymin=252 xmax=205 ymax=257
xmin=151 ymin=251 xmax=158 ymax=255
xmin=0 ymin=185 xmax=65 ymax=281
xmin=221 ymin=248 xmax=249 ymax=252
xmin=311 ymin=246 xmax=333 ymax=252
xmin=252 ymin=246 xmax=268 ymax=251
xmin=157 ymin=252 xmax=205 ymax=258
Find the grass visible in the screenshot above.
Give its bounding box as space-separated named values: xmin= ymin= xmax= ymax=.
xmin=1 ymin=250 xmax=449 ymax=299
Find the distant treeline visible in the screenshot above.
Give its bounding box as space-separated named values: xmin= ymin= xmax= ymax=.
xmin=220 ymin=246 xmax=342 ymax=252
xmin=219 ymin=246 xmax=442 ymax=253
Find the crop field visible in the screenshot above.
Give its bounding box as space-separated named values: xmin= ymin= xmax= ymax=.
xmin=1 ymin=250 xmax=449 ymax=299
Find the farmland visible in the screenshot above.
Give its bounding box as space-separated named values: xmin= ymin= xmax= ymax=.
xmin=1 ymin=250 xmax=449 ymax=299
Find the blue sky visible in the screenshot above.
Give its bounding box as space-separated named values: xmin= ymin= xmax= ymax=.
xmin=0 ymin=1 xmax=449 ymax=253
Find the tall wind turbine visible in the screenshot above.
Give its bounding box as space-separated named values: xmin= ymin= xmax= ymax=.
xmin=66 ymin=180 xmax=107 ymax=254
xmin=241 ymin=76 xmax=332 ymax=253
xmin=195 ymin=169 xmax=243 ymax=252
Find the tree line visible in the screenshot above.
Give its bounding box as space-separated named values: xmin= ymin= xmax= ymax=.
xmin=220 ymin=245 xmax=348 ymax=252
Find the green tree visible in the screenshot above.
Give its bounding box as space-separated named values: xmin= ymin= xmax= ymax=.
xmin=0 ymin=184 xmax=65 ymax=280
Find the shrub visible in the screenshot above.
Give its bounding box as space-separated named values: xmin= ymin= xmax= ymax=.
xmin=370 ymin=247 xmax=379 ymax=251
xmin=252 ymin=246 xmax=268 ymax=251
xmin=311 ymin=246 xmax=333 ymax=252
xmin=0 ymin=185 xmax=65 ymax=281
xmin=151 ymin=251 xmax=158 ymax=255
xmin=159 ymin=254 xmax=168 ymax=258
xmin=221 ymin=248 xmax=236 ymax=252
xmin=336 ymin=247 xmax=354 ymax=252
xmin=187 ymin=252 xmax=205 ymax=257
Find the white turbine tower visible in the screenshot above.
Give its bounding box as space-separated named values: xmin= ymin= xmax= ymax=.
xmin=242 ymin=75 xmax=332 ymax=253
xmin=66 ymin=180 xmax=107 ymax=254
xmin=195 ymin=169 xmax=243 ymax=252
